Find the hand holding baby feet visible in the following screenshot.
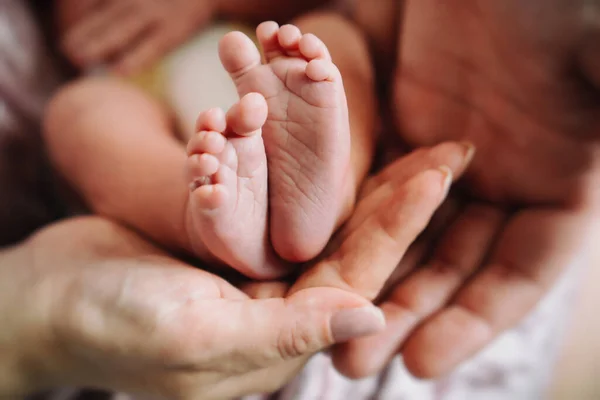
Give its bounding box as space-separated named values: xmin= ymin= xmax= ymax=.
xmin=185 ymin=93 xmax=289 ymax=280
xmin=219 ymin=22 xmax=351 ymax=262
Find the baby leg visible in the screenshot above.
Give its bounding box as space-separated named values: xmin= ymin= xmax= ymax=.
xmin=44 ymin=77 xmax=289 ymax=279
xmin=45 ymin=77 xmax=194 ymax=254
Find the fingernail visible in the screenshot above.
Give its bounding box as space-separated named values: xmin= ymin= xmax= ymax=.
xmin=438 ymin=165 xmax=453 ymax=197
xmin=330 ymin=306 xmax=386 ymax=342
xmin=460 ymin=141 xmax=476 ymax=166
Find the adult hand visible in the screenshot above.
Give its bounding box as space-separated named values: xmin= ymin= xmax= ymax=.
xmin=331 ymin=0 xmax=600 ymax=379
xmin=0 ymin=217 xmax=380 ymax=399
xmin=60 ymin=0 xmax=217 ymax=74
xmin=0 ymin=142 xmax=470 ymax=399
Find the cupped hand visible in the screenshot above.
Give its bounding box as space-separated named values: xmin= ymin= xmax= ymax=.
xmin=1 ymin=217 xmax=380 ymax=399
xmin=0 ymin=142 xmax=470 ymax=399
xmin=331 ymin=0 xmax=600 ymax=380
xmin=59 ymin=0 xmax=217 ymax=74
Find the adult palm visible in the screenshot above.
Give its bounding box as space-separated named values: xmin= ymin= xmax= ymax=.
xmin=333 ymin=0 xmax=600 ymax=379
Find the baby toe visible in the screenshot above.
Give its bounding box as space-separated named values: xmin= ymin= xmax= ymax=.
xmin=187 ymin=131 xmax=227 ymax=155
xmin=299 ymin=33 xmax=332 ymax=61
xmin=305 ymin=59 xmax=341 ymax=82
xmin=257 ymin=21 xmax=283 ymax=61
xmin=196 ymin=108 xmax=227 ymax=133
xmin=219 ymin=31 xmax=262 ymax=78
xmin=191 ymin=184 xmax=229 ymax=210
xmin=186 ymin=153 xmax=220 ymax=182
xmin=277 ymin=24 xmax=303 ymax=55
xmin=226 ymin=93 xmax=268 ymax=137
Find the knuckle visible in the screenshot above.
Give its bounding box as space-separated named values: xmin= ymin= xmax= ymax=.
xmin=276 ymin=322 xmax=314 ymax=360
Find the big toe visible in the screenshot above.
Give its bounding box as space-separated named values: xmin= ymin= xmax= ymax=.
xmin=219 ymin=31 xmax=261 ymax=78
xmin=226 ymin=93 xmax=268 ymax=136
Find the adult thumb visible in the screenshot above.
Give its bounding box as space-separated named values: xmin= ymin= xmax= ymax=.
xmin=206 ymin=287 xmax=386 ymax=364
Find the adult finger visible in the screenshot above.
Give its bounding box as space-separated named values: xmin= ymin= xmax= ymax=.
xmin=375 ymin=196 xmax=464 ymax=302
xmin=292 ymin=167 xmax=453 ymax=300
xmin=346 ymin=141 xmax=473 ymax=240
xmin=360 ymin=141 xmax=474 ymax=198
xmin=62 ymin=1 xmax=136 ymax=66
xmin=76 ymin=12 xmax=152 ymax=67
xmin=111 ymin=26 xmax=180 ymax=75
xmin=168 ymin=288 xmax=386 ymax=369
xmin=78 ymin=285 xmax=387 ymax=388
xmin=401 ymin=207 xmax=589 ymax=378
xmin=332 ymin=203 xmax=506 ymax=378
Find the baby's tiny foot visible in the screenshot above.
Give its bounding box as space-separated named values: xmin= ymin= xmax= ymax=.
xmin=219 ymin=22 xmax=351 ymax=262
xmin=185 ymin=92 xmax=287 ymax=279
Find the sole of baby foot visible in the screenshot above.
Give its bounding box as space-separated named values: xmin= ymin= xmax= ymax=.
xmin=185 ymin=92 xmax=289 ymax=280
xmin=218 ymin=22 xmax=352 ymax=262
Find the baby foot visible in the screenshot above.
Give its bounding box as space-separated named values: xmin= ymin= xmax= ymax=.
xmin=219 ymin=22 xmax=351 ymax=262
xmin=185 ymin=92 xmax=287 ymax=280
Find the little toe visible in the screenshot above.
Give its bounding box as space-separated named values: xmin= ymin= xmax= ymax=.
xmin=191 ymin=184 xmax=229 ymax=210
xmin=219 ymin=31 xmax=262 ymax=79
xmin=277 ymin=24 xmax=303 ymax=55
xmin=187 ymin=153 xmax=220 ymax=180
xmin=187 ymin=131 xmax=227 ymax=155
xmin=196 ymin=108 xmax=227 ymax=133
xmin=306 ymin=59 xmax=341 ymax=82
xmin=299 ymin=33 xmax=332 ymax=61
xmin=226 ymin=93 xmax=268 ymax=137
xmin=256 ymin=21 xmax=283 ymax=62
